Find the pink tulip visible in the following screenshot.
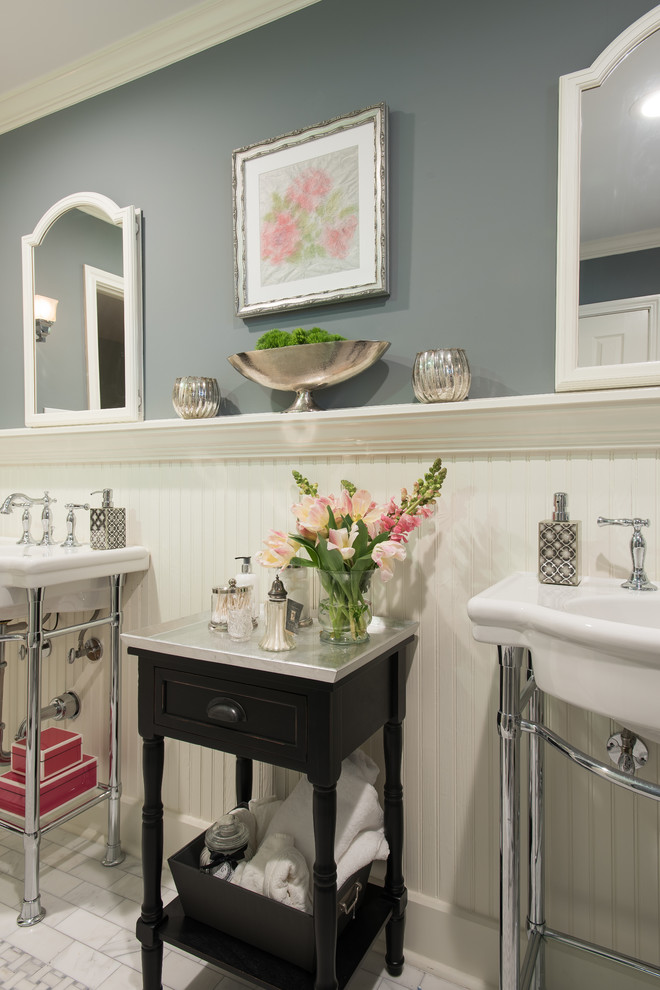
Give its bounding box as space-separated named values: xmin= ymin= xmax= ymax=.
xmin=255 ymin=530 xmax=300 ymax=568
xmin=371 ymin=540 xmax=407 ymax=582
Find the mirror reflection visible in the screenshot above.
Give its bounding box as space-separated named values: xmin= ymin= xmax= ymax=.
xmin=556 ymin=8 xmax=660 ymax=391
xmin=22 ymin=192 xmax=143 ymax=427
xmin=579 ymin=28 xmax=660 ymax=369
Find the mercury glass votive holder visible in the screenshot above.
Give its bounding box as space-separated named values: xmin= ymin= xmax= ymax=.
xmin=172 ymin=376 xmax=220 ymax=419
xmin=412 ymin=348 xmax=471 ymax=403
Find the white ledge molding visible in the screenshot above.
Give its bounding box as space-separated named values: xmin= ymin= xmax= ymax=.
xmin=0 ymin=389 xmax=658 ymax=465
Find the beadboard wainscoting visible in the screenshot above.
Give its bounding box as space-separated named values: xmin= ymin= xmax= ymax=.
xmin=0 ymin=391 xmax=658 ymax=990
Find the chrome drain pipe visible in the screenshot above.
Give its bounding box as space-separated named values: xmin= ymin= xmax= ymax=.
xmin=14 ymin=691 xmax=80 ymax=741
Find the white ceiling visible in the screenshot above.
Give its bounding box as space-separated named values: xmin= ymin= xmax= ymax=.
xmin=0 ymin=0 xmax=318 ymax=134
xmin=0 ymin=0 xmax=207 ymax=95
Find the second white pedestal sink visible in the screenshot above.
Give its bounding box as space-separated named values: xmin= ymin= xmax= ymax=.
xmin=468 ymin=571 xmax=660 ymax=742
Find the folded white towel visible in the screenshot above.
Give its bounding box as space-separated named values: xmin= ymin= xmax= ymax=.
xmin=264 ymin=845 xmax=312 ymax=913
xmin=237 ymin=832 xmax=293 ymax=896
xmin=265 ymin=749 xmax=385 ymax=877
xmin=336 ymin=828 xmax=389 ymax=889
xmin=249 ymin=795 xmax=283 ymax=845
xmin=227 ymin=807 xmax=257 ymax=861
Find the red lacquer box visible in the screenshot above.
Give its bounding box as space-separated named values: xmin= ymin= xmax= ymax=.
xmin=11 ymin=727 xmax=83 ymax=780
xmin=0 ymin=753 xmax=97 ymax=819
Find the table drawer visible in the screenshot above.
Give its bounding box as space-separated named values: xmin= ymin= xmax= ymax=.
xmin=153 ymin=667 xmax=307 ymax=760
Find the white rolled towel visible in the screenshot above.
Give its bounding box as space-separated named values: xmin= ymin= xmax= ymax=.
xmin=235 ymin=832 xmax=293 ymax=895
xmin=264 ymin=845 xmax=312 ymax=913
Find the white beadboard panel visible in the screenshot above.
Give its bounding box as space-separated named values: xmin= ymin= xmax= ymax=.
xmin=0 ymin=409 xmax=659 ymax=987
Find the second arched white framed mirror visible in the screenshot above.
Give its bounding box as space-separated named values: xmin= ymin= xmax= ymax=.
xmin=22 ymin=191 xmax=143 ymax=427
xmin=556 ymin=5 xmax=660 ymax=391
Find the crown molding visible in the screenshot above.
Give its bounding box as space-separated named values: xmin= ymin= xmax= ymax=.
xmin=0 ymin=389 xmax=658 ymax=465
xmin=0 ymin=0 xmax=320 ymax=136
xmin=580 ymin=227 xmax=660 ymax=260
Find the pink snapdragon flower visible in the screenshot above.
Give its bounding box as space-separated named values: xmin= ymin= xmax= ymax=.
xmin=261 ymin=212 xmax=301 ymax=265
xmin=380 ymin=502 xmax=436 ymax=543
xmin=286 ymin=168 xmax=333 ymax=212
xmin=291 ymin=494 xmax=332 ymax=541
xmin=255 ymin=530 xmax=300 ymax=568
xmin=372 ymin=540 xmax=407 ymax=582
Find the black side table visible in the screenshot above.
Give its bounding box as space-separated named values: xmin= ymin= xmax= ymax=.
xmin=125 ymin=615 xmax=417 ymax=990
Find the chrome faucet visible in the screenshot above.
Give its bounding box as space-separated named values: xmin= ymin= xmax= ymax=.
xmin=0 ymin=492 xmax=58 ymax=546
xmin=0 ymin=493 xmax=45 ymax=545
xmin=597 ymin=516 xmax=657 ymax=591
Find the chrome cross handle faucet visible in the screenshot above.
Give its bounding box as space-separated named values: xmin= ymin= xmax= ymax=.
xmin=597 ymin=516 xmax=657 ymax=591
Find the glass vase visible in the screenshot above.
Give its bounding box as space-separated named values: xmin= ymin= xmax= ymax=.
xmin=317 ymin=569 xmax=374 ymax=645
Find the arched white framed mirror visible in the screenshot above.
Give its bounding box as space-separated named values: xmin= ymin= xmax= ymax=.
xmin=22 ymin=191 xmax=143 ymax=427
xmin=556 ymin=5 xmax=660 ymax=391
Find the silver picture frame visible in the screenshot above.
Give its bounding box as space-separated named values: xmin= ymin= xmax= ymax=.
xmin=233 ymin=103 xmax=388 ymax=318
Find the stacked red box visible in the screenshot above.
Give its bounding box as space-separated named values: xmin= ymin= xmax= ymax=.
xmin=11 ymin=727 xmax=82 ymax=780
xmin=0 ymin=754 xmax=98 ymax=818
xmin=0 ymin=727 xmax=97 ymax=822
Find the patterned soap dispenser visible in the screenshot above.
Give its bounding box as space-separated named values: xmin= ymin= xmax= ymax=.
xmin=538 ymin=492 xmax=581 ymax=586
xmin=90 ymin=489 xmax=126 ymax=550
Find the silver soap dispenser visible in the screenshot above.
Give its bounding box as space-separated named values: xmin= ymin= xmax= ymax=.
xmin=90 ymin=489 xmax=126 ymax=550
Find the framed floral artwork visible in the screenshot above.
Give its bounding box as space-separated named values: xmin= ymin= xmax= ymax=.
xmin=233 ymin=103 xmax=388 ymax=318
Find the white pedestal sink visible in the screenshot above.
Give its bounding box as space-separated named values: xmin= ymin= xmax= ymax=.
xmin=0 ymin=537 xmax=149 ymax=927
xmin=468 ymin=570 xmax=660 ymax=742
xmin=0 ymin=538 xmax=149 ymax=618
xmin=468 ymin=571 xmax=660 ymax=990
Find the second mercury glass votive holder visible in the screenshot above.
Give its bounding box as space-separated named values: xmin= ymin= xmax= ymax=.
xmin=172 ymin=376 xmax=220 ymax=418
xmin=412 ymin=349 xmax=471 ymax=403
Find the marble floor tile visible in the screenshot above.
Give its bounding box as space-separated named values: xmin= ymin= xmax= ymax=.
xmin=62 ymin=881 xmax=124 ymax=919
xmin=5 ymin=921 xmax=74 ymax=965
xmin=55 ymin=908 xmax=123 ymax=951
xmin=50 ymin=939 xmax=121 ymax=989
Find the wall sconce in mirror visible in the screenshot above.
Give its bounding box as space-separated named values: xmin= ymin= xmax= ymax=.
xmin=22 ymin=191 xmax=143 ymax=427
xmin=34 ymin=295 xmax=58 ymax=342
xmin=556 ymin=5 xmax=660 ymax=392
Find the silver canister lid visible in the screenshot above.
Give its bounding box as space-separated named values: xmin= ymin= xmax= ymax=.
xmin=204 ymin=813 xmax=250 ymax=853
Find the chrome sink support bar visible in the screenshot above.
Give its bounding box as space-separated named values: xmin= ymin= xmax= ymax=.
xmin=20 ymin=587 xmax=46 ymax=927
xmin=498 ymin=644 xmax=660 ymax=990
xmin=103 ymin=574 xmax=124 ymax=867
xmin=14 ymin=573 xmax=126 ymax=927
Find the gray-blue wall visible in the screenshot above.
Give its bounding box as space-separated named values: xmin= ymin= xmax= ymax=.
xmin=0 ymin=0 xmax=656 ymax=425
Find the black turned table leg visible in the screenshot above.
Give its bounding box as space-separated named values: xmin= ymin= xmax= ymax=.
xmin=384 ymin=718 xmax=407 ymax=976
xmin=235 ymin=756 xmax=253 ymax=807
xmin=137 ymin=734 xmax=165 ymax=990
xmin=312 ymin=780 xmax=338 ymax=990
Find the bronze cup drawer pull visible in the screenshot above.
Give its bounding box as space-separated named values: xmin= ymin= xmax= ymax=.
xmin=206 ymin=697 xmax=247 ymax=724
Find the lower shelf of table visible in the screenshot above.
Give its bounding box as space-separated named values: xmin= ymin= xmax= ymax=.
xmin=158 ymin=883 xmax=396 ymax=990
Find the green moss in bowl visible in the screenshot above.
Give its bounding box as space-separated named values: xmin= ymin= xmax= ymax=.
xmin=254 ymin=327 xmax=347 ymax=350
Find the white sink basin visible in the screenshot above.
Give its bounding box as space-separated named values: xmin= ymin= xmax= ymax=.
xmin=467 ymin=572 xmax=660 ymax=742
xmin=0 ymin=539 xmax=150 ymax=620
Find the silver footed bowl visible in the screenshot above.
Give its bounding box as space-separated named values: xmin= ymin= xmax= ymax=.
xmin=227 ymin=339 xmax=390 ymax=412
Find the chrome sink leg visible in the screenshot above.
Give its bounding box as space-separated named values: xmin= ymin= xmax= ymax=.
xmin=103 ymin=574 xmax=125 ymax=867
xmin=499 ymin=645 xmax=525 ymax=990
xmin=528 ymin=679 xmax=545 ymax=989
xmin=18 ymin=587 xmax=46 ymax=927
xmin=0 ymin=625 xmax=11 ymax=763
